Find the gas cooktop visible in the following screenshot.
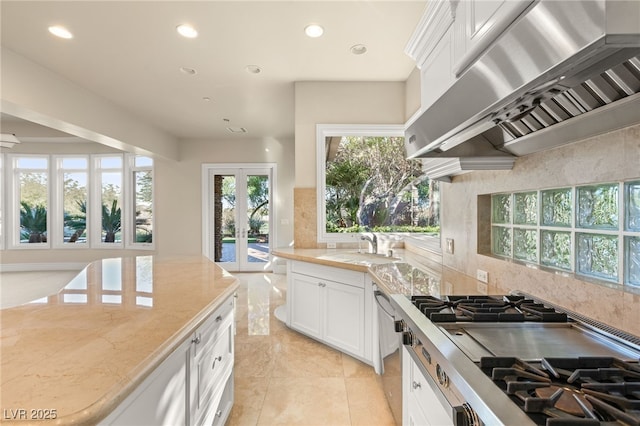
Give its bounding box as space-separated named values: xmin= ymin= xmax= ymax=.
xmin=410 ymin=294 xmax=568 ymax=323
xmin=481 ymin=356 xmax=640 ymax=425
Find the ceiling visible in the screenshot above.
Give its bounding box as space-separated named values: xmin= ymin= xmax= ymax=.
xmin=0 ymin=1 xmax=426 ymax=144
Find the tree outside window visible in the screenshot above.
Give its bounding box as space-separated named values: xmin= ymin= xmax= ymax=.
xmin=325 ymin=136 xmax=439 ymax=234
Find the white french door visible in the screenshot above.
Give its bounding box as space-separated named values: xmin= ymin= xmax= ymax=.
xmin=202 ymin=164 xmax=274 ymax=272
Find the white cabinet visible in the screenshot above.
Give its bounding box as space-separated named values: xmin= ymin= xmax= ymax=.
xmin=101 ymin=295 xmax=235 ymax=426
xmin=402 ymin=346 xmax=452 ymax=426
xmin=405 ymin=0 xmax=455 ymax=112
xmin=452 ymin=0 xmax=533 ymax=76
xmin=102 ymin=339 xmax=189 ymax=426
xmin=287 ymin=261 xmax=372 ymax=363
xmin=420 ymin=25 xmax=454 ymax=111
xmin=189 ymin=297 xmax=235 ymax=426
xmin=406 ymin=0 xmax=533 ymax=110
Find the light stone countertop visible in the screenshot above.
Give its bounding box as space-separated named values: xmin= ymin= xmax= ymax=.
xmin=0 ymin=255 xmax=239 ymax=425
xmin=272 ymin=247 xmax=488 ymax=296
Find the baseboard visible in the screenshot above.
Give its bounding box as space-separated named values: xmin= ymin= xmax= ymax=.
xmin=0 ymin=263 xmax=87 ymax=273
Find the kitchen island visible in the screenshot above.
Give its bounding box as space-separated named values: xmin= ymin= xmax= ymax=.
xmin=0 ymin=255 xmax=239 ymax=425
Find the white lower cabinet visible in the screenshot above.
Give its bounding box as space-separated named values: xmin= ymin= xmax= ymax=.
xmin=402 ymin=346 xmax=452 ymax=426
xmin=100 ymin=295 xmax=235 ymax=426
xmin=287 ymin=261 xmax=372 ymax=363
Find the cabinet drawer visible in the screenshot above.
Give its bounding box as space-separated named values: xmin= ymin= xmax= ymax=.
xmin=291 ymin=261 xmax=365 ymax=288
xmin=193 ymin=297 xmax=234 ymax=358
xmin=195 ymin=313 xmax=233 ymax=411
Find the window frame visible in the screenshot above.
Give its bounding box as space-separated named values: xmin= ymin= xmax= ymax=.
xmin=92 ymin=154 xmax=124 ymax=248
xmin=53 ymin=155 xmax=90 ymax=249
xmin=125 ymin=154 xmax=155 ymax=250
xmin=8 ymin=154 xmax=51 ymax=249
xmin=315 ymin=124 xmax=441 ymax=251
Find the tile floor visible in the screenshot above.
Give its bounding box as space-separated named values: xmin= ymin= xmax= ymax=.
xmin=229 ymin=272 xmax=397 ymax=426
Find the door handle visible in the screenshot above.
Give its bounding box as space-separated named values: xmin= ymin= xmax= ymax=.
xmin=212 ymin=355 xmax=222 ymax=369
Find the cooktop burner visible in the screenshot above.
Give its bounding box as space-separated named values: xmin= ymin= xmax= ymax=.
xmin=410 ymin=294 xmax=568 ymax=323
xmin=481 ymin=356 xmax=640 ymax=425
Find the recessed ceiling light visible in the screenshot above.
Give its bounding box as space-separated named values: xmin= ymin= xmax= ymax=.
xmin=179 ymin=67 xmax=197 ymax=75
xmin=245 ymin=65 xmax=262 ymax=74
xmin=350 ymin=44 xmax=367 ymax=55
xmin=202 ymin=97 xmax=212 ymax=102
xmin=304 ymin=24 xmax=324 ymax=38
xmin=226 ymin=127 xmax=248 ymax=134
xmin=48 ymin=25 xmax=73 ymax=39
xmin=176 ymin=24 xmax=198 ymax=38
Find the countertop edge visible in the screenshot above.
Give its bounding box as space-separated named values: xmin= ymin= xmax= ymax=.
xmin=1 ymin=260 xmax=240 ymax=426
xmin=75 ymin=281 xmax=239 ymax=426
xmin=272 ymin=248 xmax=373 ymax=272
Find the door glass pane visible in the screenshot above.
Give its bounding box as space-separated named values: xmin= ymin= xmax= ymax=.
xmin=246 ymin=174 xmax=269 ymax=264
xmin=214 ymin=174 xmax=236 ymax=263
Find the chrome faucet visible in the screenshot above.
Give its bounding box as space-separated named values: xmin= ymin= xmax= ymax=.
xmin=360 ymin=233 xmax=378 ymax=254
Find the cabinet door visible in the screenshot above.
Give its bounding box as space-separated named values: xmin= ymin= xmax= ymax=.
xmin=101 ymin=341 xmax=188 ymax=426
xmin=420 ymin=25 xmax=454 ymax=111
xmin=289 ymin=272 xmax=322 ymax=339
xmin=322 ymin=280 xmax=365 ymax=358
xmin=453 ymin=0 xmax=533 ymax=75
xmin=402 ymin=346 xmax=452 ymax=426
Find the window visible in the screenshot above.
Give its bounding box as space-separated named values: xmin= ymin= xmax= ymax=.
xmin=94 ymin=156 xmax=123 ymax=245
xmin=14 ymin=156 xmax=49 ymax=247
xmin=316 ymin=124 xmax=440 ymax=245
xmin=2 ymin=153 xmax=153 ymax=250
xmin=130 ymin=156 xmax=153 ymax=245
xmin=56 ymin=156 xmax=89 ymax=246
xmin=488 ymin=180 xmax=640 ymax=291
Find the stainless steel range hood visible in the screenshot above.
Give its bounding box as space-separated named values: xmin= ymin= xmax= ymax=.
xmin=405 ymin=0 xmax=640 ymax=161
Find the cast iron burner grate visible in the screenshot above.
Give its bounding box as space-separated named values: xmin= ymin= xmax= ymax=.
xmin=410 ymin=295 xmax=568 ymax=323
xmin=480 ymin=357 xmax=640 ymax=426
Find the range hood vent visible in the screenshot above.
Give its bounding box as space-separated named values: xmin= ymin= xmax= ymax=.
xmin=406 ymin=0 xmax=640 ymax=162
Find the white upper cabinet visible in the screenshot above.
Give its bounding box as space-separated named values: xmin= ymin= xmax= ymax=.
xmin=405 ymin=1 xmax=455 ymax=111
xmin=406 ymin=0 xmax=534 ymax=111
xmin=452 ymin=0 xmax=534 ymax=77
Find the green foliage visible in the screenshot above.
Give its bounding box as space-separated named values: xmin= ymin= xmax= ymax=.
xmin=325 ymin=136 xmax=439 ymax=233
xmin=20 ymin=202 xmax=47 ymax=243
xmin=64 ymin=200 xmax=87 ymax=243
xmin=102 ymin=199 xmax=122 ymax=243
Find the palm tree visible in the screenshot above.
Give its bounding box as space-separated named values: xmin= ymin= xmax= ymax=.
xmin=64 ymin=200 xmax=87 ymax=243
xmin=102 ymin=199 xmax=121 ymax=243
xmin=20 ymin=201 xmax=47 ymax=243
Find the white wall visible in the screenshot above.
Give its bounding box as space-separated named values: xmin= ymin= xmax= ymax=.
xmin=1 ymin=48 xmax=178 ymax=160
xmin=0 ymin=49 xmax=295 ymax=264
xmin=156 ymin=137 xmax=295 ymax=256
xmin=294 ymin=81 xmax=407 ymax=188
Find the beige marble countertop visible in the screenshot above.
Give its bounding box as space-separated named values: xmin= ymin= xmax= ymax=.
xmin=0 ymin=255 xmax=239 ymax=425
xmin=272 ymin=247 xmax=491 ymax=296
